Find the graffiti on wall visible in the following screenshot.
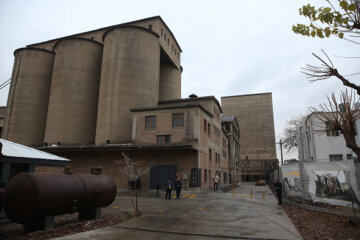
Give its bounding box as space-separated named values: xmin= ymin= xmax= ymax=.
xmin=313 ymin=170 xmax=352 ymax=201
xmin=283 ymin=170 xmax=301 ymax=197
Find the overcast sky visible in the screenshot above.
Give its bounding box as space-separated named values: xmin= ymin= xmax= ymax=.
xmin=0 ymin=0 xmax=358 ymax=160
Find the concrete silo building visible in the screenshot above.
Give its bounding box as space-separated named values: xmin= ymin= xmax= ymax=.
xmin=3 ymin=17 xmax=234 ymax=189
xmin=221 ymin=93 xmax=278 ymax=181
xmin=3 ymin=16 xmax=182 ymax=148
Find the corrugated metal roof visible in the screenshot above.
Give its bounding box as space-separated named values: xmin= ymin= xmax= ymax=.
xmin=0 ymin=139 xmax=69 ymax=161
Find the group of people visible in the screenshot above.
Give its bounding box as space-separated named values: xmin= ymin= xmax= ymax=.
xmin=154 ymin=175 xmax=283 ymax=205
xmin=155 ymin=175 xmax=182 ymax=200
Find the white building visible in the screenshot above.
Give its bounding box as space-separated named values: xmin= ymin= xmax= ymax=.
xmin=297 ymin=113 xmax=359 ymax=163
xmin=295 ymin=113 xmax=360 ymax=205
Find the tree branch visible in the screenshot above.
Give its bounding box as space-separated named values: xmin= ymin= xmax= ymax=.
xmin=302 ymin=50 xmax=360 ymax=95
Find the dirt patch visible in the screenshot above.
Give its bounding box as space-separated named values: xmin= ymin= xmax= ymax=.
xmin=0 ymin=208 xmax=132 ymax=240
xmin=283 ymin=203 xmax=360 ymax=240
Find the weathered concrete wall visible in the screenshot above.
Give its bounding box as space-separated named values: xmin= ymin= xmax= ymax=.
xmin=44 ymin=38 xmax=102 ymax=145
xmin=96 ymin=27 xmax=160 ymax=144
xmin=221 ymin=93 xmax=276 ymax=161
xmin=4 ymin=48 xmax=54 ymax=146
xmin=27 ymin=17 xmax=181 ymax=69
xmin=159 ymin=59 xmax=181 ymax=101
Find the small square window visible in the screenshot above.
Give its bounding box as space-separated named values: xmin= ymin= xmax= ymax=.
xmin=347 ymin=154 xmax=353 ymax=160
xmin=329 ymin=154 xmax=343 ymax=161
xmin=326 ymin=122 xmax=339 ymax=136
xmin=172 ymin=113 xmax=184 ymax=127
xmin=145 ymin=116 xmax=156 ymax=129
xmin=157 ymin=135 xmax=171 ymax=144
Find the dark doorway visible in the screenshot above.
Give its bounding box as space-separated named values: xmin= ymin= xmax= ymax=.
xmin=150 ymin=165 xmax=177 ymax=189
xmin=10 ymin=163 xmax=29 ymax=180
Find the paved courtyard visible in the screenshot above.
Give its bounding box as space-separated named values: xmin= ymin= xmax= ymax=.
xmin=54 ymin=182 xmax=301 ymax=240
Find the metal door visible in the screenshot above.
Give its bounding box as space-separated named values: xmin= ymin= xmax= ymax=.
xmin=150 ymin=165 xmax=177 ymax=189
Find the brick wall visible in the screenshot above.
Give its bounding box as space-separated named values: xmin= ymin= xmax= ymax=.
xmin=35 ymin=165 xmax=65 ymax=174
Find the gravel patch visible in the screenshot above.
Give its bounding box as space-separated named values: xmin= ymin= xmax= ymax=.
xmin=0 ymin=208 xmax=131 ymax=240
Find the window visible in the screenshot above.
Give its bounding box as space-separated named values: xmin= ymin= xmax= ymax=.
xmin=347 ymin=154 xmax=353 ymax=160
xmin=209 ymin=149 xmax=212 ymax=161
xmin=172 ymin=113 xmax=184 ymax=127
xmin=204 ymin=119 xmax=207 ymax=132
xmin=164 ymin=33 xmax=166 ymax=40
xmin=145 ymin=116 xmax=156 ymax=129
xmin=208 ymin=123 xmax=211 ymax=136
xmin=161 ymin=28 xmax=163 ymax=36
xmin=157 ymin=135 xmax=171 ymax=144
xmin=329 ymin=154 xmax=343 ymax=161
xmin=148 ymin=24 xmax=152 ymax=30
xmin=326 ymin=122 xmax=339 ymax=136
xmin=167 ymin=38 xmax=169 ymax=45
xmin=204 ymin=169 xmax=207 ymax=182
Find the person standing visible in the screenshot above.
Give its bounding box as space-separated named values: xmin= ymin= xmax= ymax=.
xmin=155 ymin=177 xmax=160 ymax=198
xmin=213 ymin=174 xmax=220 ymax=191
xmin=175 ymin=175 xmax=182 ymax=199
xmin=165 ymin=179 xmax=172 ymax=200
xmin=274 ymin=179 xmax=283 ymax=205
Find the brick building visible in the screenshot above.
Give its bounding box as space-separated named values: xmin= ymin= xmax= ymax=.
xmin=40 ymin=96 xmax=230 ymax=190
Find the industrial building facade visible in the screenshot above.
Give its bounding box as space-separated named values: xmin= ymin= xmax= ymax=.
xmin=2 ymin=16 xmax=274 ymax=189
xmin=4 ymin=16 xmax=181 ymax=147
xmin=221 ymin=93 xmax=277 ymax=181
xmin=2 ymin=16 xmax=239 ymax=190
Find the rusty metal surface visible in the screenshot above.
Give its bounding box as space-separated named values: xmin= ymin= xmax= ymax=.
xmin=3 ymin=173 xmax=116 ymax=224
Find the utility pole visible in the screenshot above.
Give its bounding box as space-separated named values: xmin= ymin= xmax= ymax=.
xmin=279 ymin=139 xmax=284 ymax=166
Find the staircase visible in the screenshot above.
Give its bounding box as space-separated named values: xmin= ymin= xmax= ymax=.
xmin=189 ymin=168 xmax=201 ymax=187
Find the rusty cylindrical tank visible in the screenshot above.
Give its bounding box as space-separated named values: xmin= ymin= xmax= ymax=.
xmin=159 ymin=58 xmax=181 ymax=101
xmin=95 ymin=26 xmax=160 ymax=144
xmin=3 ymin=48 xmax=54 ymax=146
xmin=3 ymin=173 xmax=117 ymax=224
xmin=44 ymin=38 xmax=103 ymax=145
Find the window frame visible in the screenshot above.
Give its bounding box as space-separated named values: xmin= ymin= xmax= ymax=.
xmin=145 ymin=115 xmax=156 ymax=129
xmin=326 ymin=122 xmax=339 ymax=137
xmin=329 ymin=154 xmax=343 ymax=161
xmin=172 ymin=113 xmax=184 ymax=128
xmin=157 ymin=135 xmax=171 ymax=144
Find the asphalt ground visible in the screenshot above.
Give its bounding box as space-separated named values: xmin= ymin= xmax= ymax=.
xmin=53 ymin=182 xmax=302 ymax=240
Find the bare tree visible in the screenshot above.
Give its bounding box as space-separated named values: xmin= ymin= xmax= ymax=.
xmin=282 ymin=116 xmax=302 ymax=153
xmin=309 ymin=90 xmax=360 ymax=157
xmin=302 ymin=50 xmax=360 ymax=95
xmin=116 ymin=152 xmax=149 ymax=216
